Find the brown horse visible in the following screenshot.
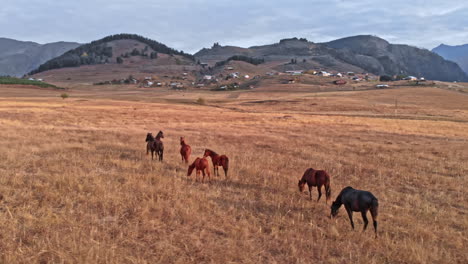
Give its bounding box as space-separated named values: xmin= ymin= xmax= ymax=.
xmin=146 ymin=131 xmax=164 ymax=161
xmin=180 ymin=137 xmax=192 ymax=164
xmin=331 ymin=186 xmax=379 ymax=237
xmin=298 ymin=168 xmax=331 ymax=203
xmin=187 ymin=157 xmax=211 ymax=182
xmin=203 ymin=149 xmax=229 ymax=177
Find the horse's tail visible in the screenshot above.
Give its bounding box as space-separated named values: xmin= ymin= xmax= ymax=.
xmin=222 ymin=156 xmax=229 ymax=177
xmin=325 ymin=174 xmax=331 ymax=201
xmin=370 ymin=197 xmax=379 ymax=221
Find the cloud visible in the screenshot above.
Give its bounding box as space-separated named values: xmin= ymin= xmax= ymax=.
xmin=1 ymin=0 xmax=467 ymax=53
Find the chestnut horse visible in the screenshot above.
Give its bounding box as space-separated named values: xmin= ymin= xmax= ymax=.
xmin=180 ymin=137 xmax=192 ymax=163
xmin=145 ymin=131 xmax=164 ymax=161
xmin=298 ymin=168 xmax=331 ymax=203
xmin=331 ymin=186 xmax=379 ymax=237
xmin=187 ymin=157 xmax=211 ymax=182
xmin=203 ymin=149 xmax=229 ymax=177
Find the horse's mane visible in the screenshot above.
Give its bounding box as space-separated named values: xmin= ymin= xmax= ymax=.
xmin=335 ymin=186 xmax=354 ymax=202
xmin=205 ymin=149 xmax=218 ymax=156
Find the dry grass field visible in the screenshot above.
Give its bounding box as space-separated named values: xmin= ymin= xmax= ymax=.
xmin=0 ymin=83 xmax=467 ymax=263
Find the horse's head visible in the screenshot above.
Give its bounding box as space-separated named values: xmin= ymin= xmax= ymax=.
xmin=156 ymin=131 xmax=164 ymax=139
xmin=298 ymin=179 xmax=306 ymax=192
xmin=145 ymin=133 xmax=154 ymax=142
xmin=330 ymin=201 xmax=341 ymax=218
xmin=203 ymin=149 xmax=210 ymax=157
xmin=180 ymin=137 xmax=185 ymax=145
xmin=187 ymin=164 xmax=195 ymax=176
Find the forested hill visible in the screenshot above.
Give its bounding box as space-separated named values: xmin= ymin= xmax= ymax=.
xmin=29 ymin=34 xmax=194 ymax=75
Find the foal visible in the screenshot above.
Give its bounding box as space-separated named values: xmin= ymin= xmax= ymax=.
xmin=203 ymin=149 xmax=229 ymax=178
xmin=330 ymin=186 xmax=379 ymax=237
xmin=180 ymin=137 xmax=192 ymax=163
xmin=298 ymin=168 xmax=331 ymax=203
xmin=187 ymin=157 xmax=211 ymax=183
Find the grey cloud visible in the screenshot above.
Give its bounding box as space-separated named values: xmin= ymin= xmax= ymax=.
xmin=0 ymin=0 xmax=466 ymax=53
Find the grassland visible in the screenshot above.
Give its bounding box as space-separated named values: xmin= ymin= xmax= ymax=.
xmin=0 ymin=82 xmax=467 ymax=263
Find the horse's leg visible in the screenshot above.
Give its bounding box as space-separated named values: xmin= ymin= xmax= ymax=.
xmin=317 ymin=185 xmax=322 ymax=202
xmin=370 ymin=206 xmax=378 ymax=238
xmin=202 ymin=170 xmax=205 ymax=183
xmin=151 ymin=150 xmax=154 ymax=160
xmin=160 ymin=150 xmax=164 ymax=162
xmin=345 ymin=205 xmax=355 ymax=230
xmin=308 ymin=186 xmax=312 ymax=200
xmin=361 ymin=210 xmax=369 ymax=231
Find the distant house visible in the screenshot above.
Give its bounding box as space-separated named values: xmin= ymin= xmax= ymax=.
xmin=318 ymin=71 xmax=331 ymax=77
xmin=225 ymin=66 xmax=234 ymax=70
xmin=203 ymin=75 xmax=213 ymax=80
xmin=288 ymin=79 xmax=295 ymax=84
xmin=333 ymin=80 xmax=347 ymax=85
xmin=285 ymin=70 xmax=303 ymax=76
xmin=376 ymin=84 xmax=389 ymax=88
xmin=229 ymin=73 xmax=239 ymax=78
xmin=244 ymin=75 xmax=250 ymax=79
xmin=170 ymin=82 xmax=184 ymax=89
xmin=336 ymin=73 xmax=343 ymax=77
xmin=347 ymin=72 xmax=355 ymax=76
xmin=404 ymin=76 xmax=418 ymax=81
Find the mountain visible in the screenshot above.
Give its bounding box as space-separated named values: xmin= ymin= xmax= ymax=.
xmin=29 ymin=34 xmax=194 ymax=75
xmin=0 ymin=38 xmax=80 ymax=77
xmin=195 ymin=36 xmax=468 ymax=82
xmin=432 ymin=44 xmax=468 ymax=75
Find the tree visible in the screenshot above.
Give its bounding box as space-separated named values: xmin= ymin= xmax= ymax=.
xmin=131 ymin=48 xmax=140 ymax=56
xmin=116 ymin=57 xmax=123 ymax=64
xmin=380 ymin=75 xmax=393 ymax=81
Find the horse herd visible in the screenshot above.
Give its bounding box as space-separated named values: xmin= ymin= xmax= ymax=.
xmin=146 ymin=131 xmax=379 ymax=237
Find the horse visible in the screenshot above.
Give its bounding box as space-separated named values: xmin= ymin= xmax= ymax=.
xmin=203 ymin=149 xmax=229 ymax=178
xmin=180 ymin=137 xmax=192 ymax=164
xmin=298 ymin=168 xmax=331 ymax=203
xmin=187 ymin=157 xmax=211 ymax=183
xmin=330 ymin=186 xmax=379 ymax=237
xmin=145 ymin=131 xmax=164 ymax=161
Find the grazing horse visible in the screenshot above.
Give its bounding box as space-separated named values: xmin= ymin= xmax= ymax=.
xmin=187 ymin=157 xmax=211 ymax=183
xmin=203 ymin=149 xmax=229 ymax=178
xmin=298 ymin=168 xmax=331 ymax=203
xmin=146 ymin=131 xmax=164 ymax=161
xmin=331 ymin=186 xmax=379 ymax=237
xmin=180 ymin=137 xmax=192 ymax=164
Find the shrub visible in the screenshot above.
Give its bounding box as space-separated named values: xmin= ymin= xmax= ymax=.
xmin=196 ymin=97 xmax=206 ymax=105
xmin=60 ymin=93 xmax=69 ymax=99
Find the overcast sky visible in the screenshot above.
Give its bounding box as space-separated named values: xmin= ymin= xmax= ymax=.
xmin=1 ymin=0 xmax=467 ymax=53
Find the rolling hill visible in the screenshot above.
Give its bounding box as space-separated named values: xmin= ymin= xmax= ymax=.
xmin=29 ymin=34 xmax=194 ymax=76
xmin=195 ymin=36 xmax=468 ymax=82
xmin=0 ymin=38 xmax=80 ymax=77
xmin=432 ymin=43 xmax=468 ymax=75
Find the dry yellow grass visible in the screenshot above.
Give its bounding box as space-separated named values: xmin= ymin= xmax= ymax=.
xmin=0 ymin=84 xmax=467 ymax=263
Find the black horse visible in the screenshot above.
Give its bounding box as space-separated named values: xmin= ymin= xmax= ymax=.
xmin=331 ymin=186 xmax=379 ymax=237
xmin=146 ymin=131 xmax=164 ymax=161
